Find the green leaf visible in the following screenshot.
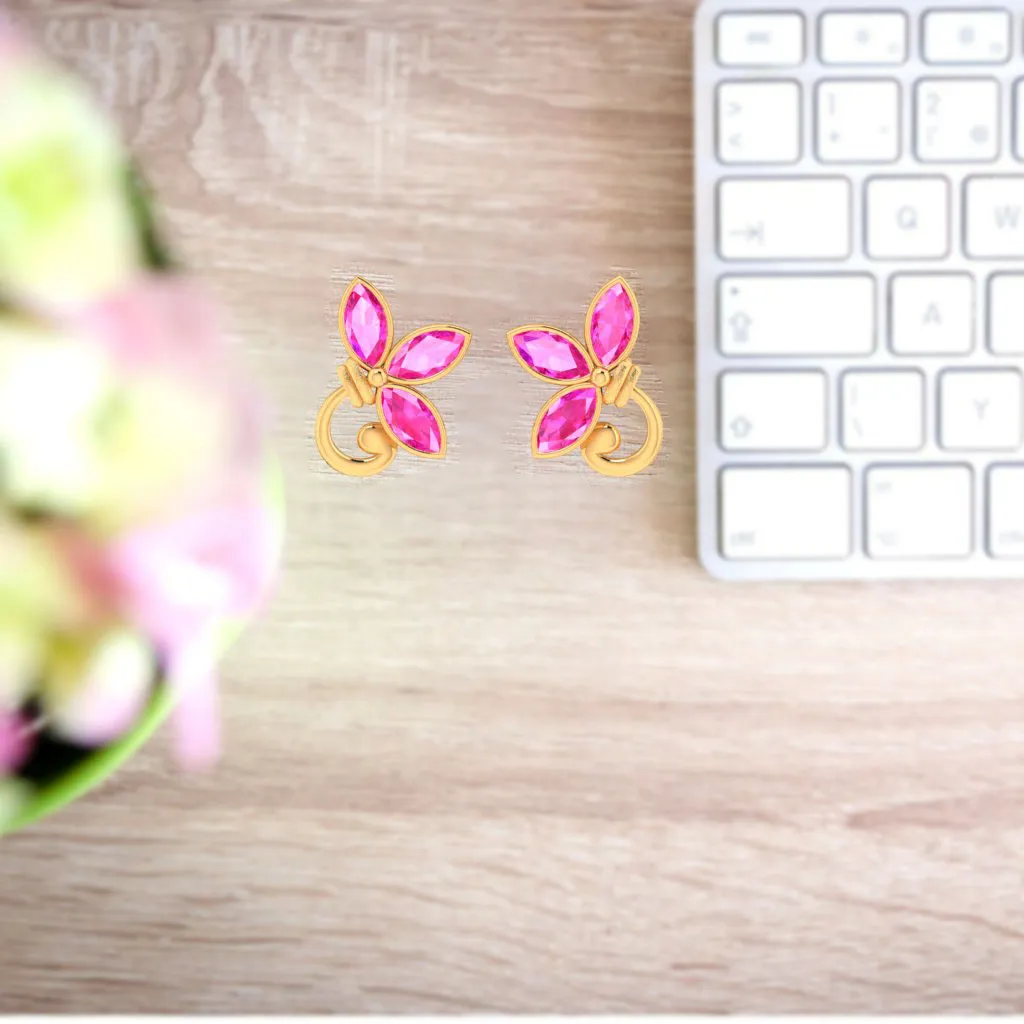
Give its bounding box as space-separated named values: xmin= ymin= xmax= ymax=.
xmin=124 ymin=162 xmax=176 ymax=272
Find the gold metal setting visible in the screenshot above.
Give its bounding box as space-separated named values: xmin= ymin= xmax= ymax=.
xmin=315 ymin=278 xmax=471 ymax=477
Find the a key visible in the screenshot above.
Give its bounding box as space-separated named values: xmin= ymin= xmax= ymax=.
xmin=817 ymin=80 xmax=900 ymax=164
xmin=719 ymin=371 xmax=827 ymax=452
xmin=718 ymin=275 xmax=875 ymax=356
xmin=718 ymin=178 xmax=852 ymax=260
xmin=820 ymin=12 xmax=908 ymax=65
xmin=890 ymin=274 xmax=974 ymax=355
xmin=866 ymin=466 xmax=973 ymax=559
xmin=717 ymin=81 xmax=801 ymax=165
xmin=716 ymin=13 xmax=804 ymax=68
xmin=988 ymin=466 xmax=1024 ymax=557
xmin=923 ymin=9 xmax=1010 ymax=65
xmin=989 ymin=274 xmax=1024 ymax=354
xmin=720 ymin=466 xmax=852 ymax=560
xmin=916 ymin=79 xmax=1000 ymax=163
xmin=841 ymin=371 xmax=925 ymax=452
xmin=940 ymin=369 xmax=1024 ymax=451
xmin=965 ymin=177 xmax=1024 ymax=258
xmin=866 ymin=176 xmax=949 ymax=259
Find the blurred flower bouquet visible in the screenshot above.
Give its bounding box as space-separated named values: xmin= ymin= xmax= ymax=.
xmin=0 ymin=18 xmax=282 ymax=832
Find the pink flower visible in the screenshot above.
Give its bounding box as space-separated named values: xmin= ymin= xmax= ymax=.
xmin=71 ymin=275 xmax=265 ymax=453
xmin=107 ymin=483 xmax=280 ymax=768
xmin=62 ymin=276 xmax=278 ymax=766
xmin=0 ymin=710 xmax=31 ymax=775
xmin=63 ymin=276 xmax=269 ymax=531
xmin=0 ymin=12 xmax=29 ymax=65
xmin=73 ymin=275 xmax=223 ymax=370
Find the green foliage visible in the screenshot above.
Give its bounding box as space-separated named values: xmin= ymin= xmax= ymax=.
xmin=124 ymin=162 xmax=175 ymax=272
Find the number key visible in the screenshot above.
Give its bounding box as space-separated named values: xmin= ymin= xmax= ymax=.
xmin=818 ymin=80 xmax=900 ymax=164
xmin=923 ymin=9 xmax=1011 ymax=65
xmin=916 ymin=79 xmax=1000 ymax=163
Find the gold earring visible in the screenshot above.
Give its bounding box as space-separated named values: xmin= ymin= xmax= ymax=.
xmin=315 ymin=278 xmax=471 ymax=477
xmin=507 ymin=276 xmax=663 ymax=478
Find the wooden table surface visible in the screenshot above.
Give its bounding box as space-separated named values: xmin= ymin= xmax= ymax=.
xmin=4 ymin=0 xmax=1024 ymax=1013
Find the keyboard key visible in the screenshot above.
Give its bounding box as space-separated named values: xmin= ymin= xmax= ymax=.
xmin=965 ymin=177 xmax=1024 ymax=258
xmin=916 ymin=79 xmax=1000 ymax=163
xmin=890 ymin=273 xmax=974 ymax=355
xmin=718 ymin=178 xmax=851 ymax=260
xmin=866 ymin=176 xmax=949 ymax=259
xmin=989 ymin=274 xmax=1024 ymax=354
xmin=841 ymin=371 xmax=925 ymax=452
xmin=820 ymin=12 xmax=908 ymax=65
xmin=718 ymin=81 xmax=801 ymax=165
xmin=923 ymin=9 xmax=1011 ymax=65
xmin=719 ymin=371 xmax=827 ymax=452
xmin=716 ymin=13 xmax=804 ymax=67
xmin=720 ymin=466 xmax=851 ymax=560
xmin=1013 ymin=80 xmax=1024 ymax=160
xmin=817 ymin=80 xmax=900 ymax=164
xmin=940 ymin=369 xmax=1024 ymax=451
xmin=866 ymin=466 xmax=973 ymax=559
xmin=718 ymin=275 xmax=875 ymax=356
xmin=988 ymin=466 xmax=1024 ymax=557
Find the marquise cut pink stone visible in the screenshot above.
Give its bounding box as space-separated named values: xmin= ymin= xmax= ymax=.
xmin=536 ymin=386 xmax=598 ymax=454
xmin=344 ymin=282 xmax=389 ymax=367
xmin=381 ymin=386 xmax=442 ymax=454
xmin=388 ymin=329 xmax=466 ymax=380
xmin=589 ymin=281 xmax=635 ymax=367
xmin=513 ymin=329 xmax=590 ymax=381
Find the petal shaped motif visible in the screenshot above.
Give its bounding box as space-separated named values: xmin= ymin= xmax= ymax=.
xmin=509 ymin=327 xmax=591 ymax=382
xmin=379 ymin=385 xmax=445 ymax=456
xmin=533 ymin=385 xmax=600 ymax=456
xmin=586 ymin=277 xmax=638 ymax=368
xmin=342 ymin=279 xmax=391 ymax=367
xmin=387 ymin=327 xmax=468 ymax=382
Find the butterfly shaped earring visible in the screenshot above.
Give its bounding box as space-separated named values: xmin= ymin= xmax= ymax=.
xmin=315 ymin=278 xmax=471 ymax=477
xmin=507 ymin=277 xmax=663 ymax=478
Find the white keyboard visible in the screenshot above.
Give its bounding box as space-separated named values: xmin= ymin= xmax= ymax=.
xmin=695 ymin=0 xmax=1024 ymax=580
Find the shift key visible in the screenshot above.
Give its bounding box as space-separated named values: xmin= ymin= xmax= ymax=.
xmin=718 ymin=178 xmax=852 ymax=260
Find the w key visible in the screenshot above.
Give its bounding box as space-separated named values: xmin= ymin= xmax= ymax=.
xmin=966 ymin=177 xmax=1024 ymax=257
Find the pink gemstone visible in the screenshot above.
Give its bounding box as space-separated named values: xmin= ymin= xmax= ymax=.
xmin=388 ymin=329 xmax=467 ymax=380
xmin=536 ymin=386 xmax=599 ymax=454
xmin=380 ymin=386 xmax=442 ymax=454
xmin=343 ymin=281 xmax=389 ymax=367
xmin=512 ymin=329 xmax=590 ymax=381
xmin=588 ymin=280 xmax=636 ymax=367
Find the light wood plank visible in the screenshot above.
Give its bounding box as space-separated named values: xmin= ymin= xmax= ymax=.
xmin=3 ymin=0 xmax=1024 ymax=1013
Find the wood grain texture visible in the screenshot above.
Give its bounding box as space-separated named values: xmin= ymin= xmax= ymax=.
xmin=4 ymin=0 xmax=1024 ymax=1013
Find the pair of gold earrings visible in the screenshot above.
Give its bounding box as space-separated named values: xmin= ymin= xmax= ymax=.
xmin=314 ymin=276 xmax=663 ymax=479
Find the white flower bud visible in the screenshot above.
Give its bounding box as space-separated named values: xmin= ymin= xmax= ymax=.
xmin=43 ymin=628 xmax=154 ymax=747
